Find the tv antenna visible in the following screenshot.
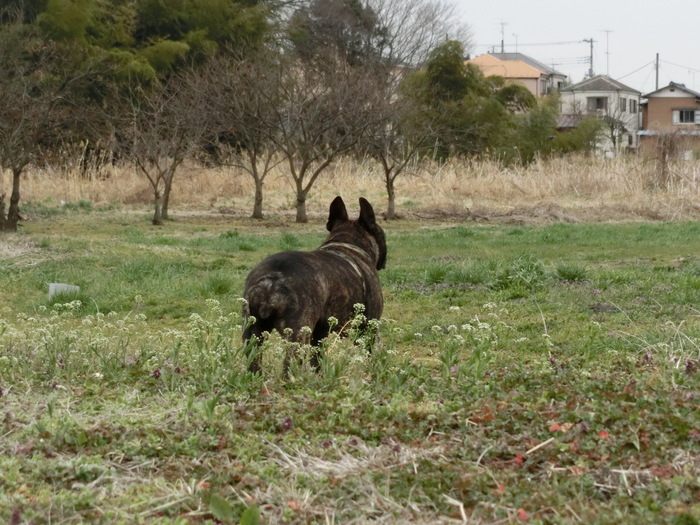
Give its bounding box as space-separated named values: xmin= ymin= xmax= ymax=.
xmin=499 ymin=20 xmax=508 ymax=53
xmin=602 ymin=30 xmax=613 ymax=76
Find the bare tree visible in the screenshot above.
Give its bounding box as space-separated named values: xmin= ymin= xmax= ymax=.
xmin=117 ymin=70 xmax=210 ymax=225
xmin=202 ymin=52 xmax=284 ymax=219
xmin=268 ymin=0 xmax=471 ymax=223
xmin=0 ymin=19 xmax=90 ymax=232
xmin=647 ymin=127 xmax=689 ymax=187
xmin=354 ymin=0 xmax=473 ymax=219
xmin=362 ymin=92 xmax=433 ymax=219
xmin=269 ymin=55 xmax=381 ymax=223
xmin=601 ymin=102 xmax=636 ymax=153
xmin=368 ymin=0 xmax=472 ymax=68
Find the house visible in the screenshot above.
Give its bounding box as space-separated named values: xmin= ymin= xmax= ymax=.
xmin=638 ymin=82 xmax=700 ymax=155
xmin=558 ymin=75 xmax=642 ymax=152
xmin=466 ymin=52 xmax=567 ymax=97
xmin=641 ymin=81 xmax=700 ymax=128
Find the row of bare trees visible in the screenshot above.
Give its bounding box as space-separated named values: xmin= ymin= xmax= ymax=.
xmin=113 ymin=49 xmax=415 ymax=225
xmin=1 ymin=0 xmax=471 ymax=229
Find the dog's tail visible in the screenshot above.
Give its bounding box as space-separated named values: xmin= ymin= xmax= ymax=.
xmin=244 ymin=276 xmax=290 ymax=321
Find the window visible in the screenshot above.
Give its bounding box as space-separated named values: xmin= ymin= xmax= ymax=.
xmin=629 ymin=99 xmax=637 ymax=113
xmin=680 ymin=110 xmax=695 ymax=123
xmin=587 ymin=96 xmax=608 ymax=112
xmin=620 ymin=98 xmax=627 ymax=112
xmin=673 ymin=109 xmax=697 ymax=124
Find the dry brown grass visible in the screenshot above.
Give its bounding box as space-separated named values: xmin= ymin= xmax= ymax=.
xmin=3 ymin=154 xmax=700 ymax=223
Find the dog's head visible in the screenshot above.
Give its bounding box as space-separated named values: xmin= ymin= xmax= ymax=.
xmin=325 ymin=196 xmax=387 ymax=270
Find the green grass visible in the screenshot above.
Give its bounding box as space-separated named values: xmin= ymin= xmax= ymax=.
xmin=0 ymin=213 xmax=699 ymax=524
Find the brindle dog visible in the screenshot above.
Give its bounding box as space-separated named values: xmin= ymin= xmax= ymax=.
xmin=242 ymin=196 xmax=387 ymax=372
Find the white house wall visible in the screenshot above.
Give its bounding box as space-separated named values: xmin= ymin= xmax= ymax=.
xmin=559 ymin=89 xmax=642 ymax=152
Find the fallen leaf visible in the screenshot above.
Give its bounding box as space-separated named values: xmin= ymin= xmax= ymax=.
xmin=517 ymin=508 xmax=529 ymax=520
xmin=470 ymin=406 xmax=495 ymax=423
xmin=550 ymin=421 xmax=574 ymax=433
xmin=598 ymin=430 xmax=610 ymax=439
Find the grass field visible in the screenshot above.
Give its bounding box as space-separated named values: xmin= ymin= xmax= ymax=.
xmin=1 ymin=205 xmax=699 ymax=524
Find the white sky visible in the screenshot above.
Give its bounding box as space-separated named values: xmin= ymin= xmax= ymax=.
xmin=454 ymin=0 xmax=700 ymax=94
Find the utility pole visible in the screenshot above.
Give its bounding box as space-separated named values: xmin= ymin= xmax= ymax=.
xmin=583 ymin=38 xmax=594 ymax=77
xmin=655 ymin=53 xmax=659 ymax=90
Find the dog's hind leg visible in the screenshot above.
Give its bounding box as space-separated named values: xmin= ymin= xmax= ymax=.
xmin=276 ymin=317 xmax=318 ymax=378
xmin=242 ymin=321 xmax=269 ymax=373
xmin=308 ymin=320 xmax=332 ymax=371
xmin=242 ymin=279 xmax=288 ymax=373
xmin=242 ymin=302 xmax=275 ymax=374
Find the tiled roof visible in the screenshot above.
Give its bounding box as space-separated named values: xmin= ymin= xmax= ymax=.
xmin=489 ymin=52 xmax=567 ymax=77
xmin=560 ymin=75 xmax=640 ymax=94
xmin=467 ymin=54 xmax=542 ymax=79
xmin=556 ymin=114 xmax=583 ymax=129
xmin=643 ymin=81 xmax=700 ymax=99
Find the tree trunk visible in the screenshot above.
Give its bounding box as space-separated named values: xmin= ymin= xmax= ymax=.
xmin=0 ymin=193 xmax=5 ymax=231
xmin=295 ymin=190 xmax=308 ymax=223
xmin=152 ymin=191 xmax=164 ymax=226
xmin=4 ymin=168 xmax=22 ymax=232
xmin=161 ymin=180 xmax=172 ymax=221
xmin=161 ymin=192 xmax=170 ymax=221
xmin=251 ymin=178 xmax=264 ymax=219
xmin=386 ymin=176 xmax=396 ymax=220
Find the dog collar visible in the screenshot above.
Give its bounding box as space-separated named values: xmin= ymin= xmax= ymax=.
xmin=320 ymin=243 xmax=372 ymax=292
xmin=321 ymin=242 xmax=374 ymax=266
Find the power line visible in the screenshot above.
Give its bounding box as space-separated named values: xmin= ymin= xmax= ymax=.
xmin=477 ymin=40 xmax=582 ymax=48
xmin=639 ymin=65 xmax=655 ymax=92
xmin=615 ymin=61 xmax=655 ymax=81
xmin=550 ymin=57 xmax=590 ymax=63
xmin=511 ymin=40 xmax=582 ymax=47
xmin=660 ymin=59 xmax=700 ymax=73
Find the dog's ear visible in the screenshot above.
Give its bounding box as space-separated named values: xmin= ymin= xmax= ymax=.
xmin=358 ymin=197 xmax=377 ymax=230
xmin=327 ymin=196 xmax=349 ymax=231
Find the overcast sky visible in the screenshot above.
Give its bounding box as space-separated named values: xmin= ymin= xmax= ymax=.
xmin=454 ymin=0 xmax=700 ymax=95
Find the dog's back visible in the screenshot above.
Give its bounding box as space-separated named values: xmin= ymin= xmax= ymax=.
xmin=242 ymin=196 xmax=387 ymax=371
xmin=243 ymin=248 xmax=380 ymax=342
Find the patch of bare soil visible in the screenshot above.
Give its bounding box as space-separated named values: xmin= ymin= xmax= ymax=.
xmin=0 ymin=238 xmax=41 ymax=262
xmin=404 ymin=201 xmax=700 ymax=225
